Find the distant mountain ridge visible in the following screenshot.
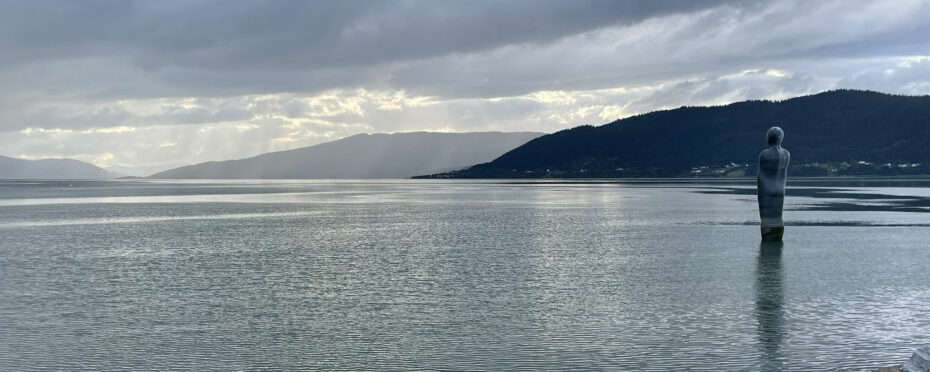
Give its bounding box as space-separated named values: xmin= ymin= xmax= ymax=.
xmin=150 ymin=131 xmax=543 ymax=179
xmin=0 ymin=155 xmax=118 ymax=179
xmin=427 ymin=90 xmax=930 ymax=178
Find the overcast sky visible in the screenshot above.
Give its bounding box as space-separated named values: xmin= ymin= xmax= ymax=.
xmin=2 ymin=0 xmax=929 ymax=175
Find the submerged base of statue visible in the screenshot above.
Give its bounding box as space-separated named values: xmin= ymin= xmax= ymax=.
xmin=761 ymin=225 xmax=784 ymax=242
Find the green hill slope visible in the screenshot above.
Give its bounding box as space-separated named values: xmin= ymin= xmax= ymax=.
xmin=0 ymin=155 xmax=119 ymax=179
xmin=427 ymin=90 xmax=930 ymax=178
xmin=150 ymin=131 xmax=543 ymax=179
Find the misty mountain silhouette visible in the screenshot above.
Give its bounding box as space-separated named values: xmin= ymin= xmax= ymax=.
xmin=150 ymin=131 xmax=543 ymax=179
xmin=0 ymin=155 xmax=119 ymax=179
xmin=426 ymin=90 xmax=930 ymax=178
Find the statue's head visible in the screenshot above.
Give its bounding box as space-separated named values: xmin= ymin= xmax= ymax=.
xmin=766 ymin=126 xmax=784 ymax=146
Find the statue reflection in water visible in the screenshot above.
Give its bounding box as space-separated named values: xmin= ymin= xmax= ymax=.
xmin=756 ymin=241 xmax=785 ymax=371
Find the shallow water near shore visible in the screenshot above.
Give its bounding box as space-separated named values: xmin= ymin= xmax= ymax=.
xmin=1 ymin=178 xmax=929 ymax=370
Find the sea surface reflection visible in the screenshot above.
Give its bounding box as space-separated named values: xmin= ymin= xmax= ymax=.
xmin=0 ymin=179 xmax=928 ymax=370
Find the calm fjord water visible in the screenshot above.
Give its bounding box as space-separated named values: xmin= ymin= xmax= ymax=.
xmin=1 ymin=179 xmax=928 ymax=370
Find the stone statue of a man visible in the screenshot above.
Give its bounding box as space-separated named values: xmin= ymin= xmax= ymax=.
xmin=758 ymin=126 xmax=790 ymax=241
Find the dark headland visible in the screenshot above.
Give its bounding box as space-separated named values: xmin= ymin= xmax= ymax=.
xmin=416 ymin=90 xmax=930 ymax=179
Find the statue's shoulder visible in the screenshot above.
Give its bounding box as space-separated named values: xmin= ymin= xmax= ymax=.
xmin=759 ymin=147 xmax=777 ymax=159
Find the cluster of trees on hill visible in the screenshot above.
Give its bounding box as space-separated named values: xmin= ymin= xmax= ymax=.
xmin=421 ymin=90 xmax=930 ymax=178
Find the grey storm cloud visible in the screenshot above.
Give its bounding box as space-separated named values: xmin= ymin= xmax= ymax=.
xmin=1 ymin=0 xmax=743 ymax=69
xmin=2 ymin=0 xmax=928 ymax=102
xmin=0 ymin=0 xmax=750 ymax=98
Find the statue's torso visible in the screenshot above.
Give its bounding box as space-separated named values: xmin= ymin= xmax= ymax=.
xmin=757 ymin=147 xmax=789 ymax=196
